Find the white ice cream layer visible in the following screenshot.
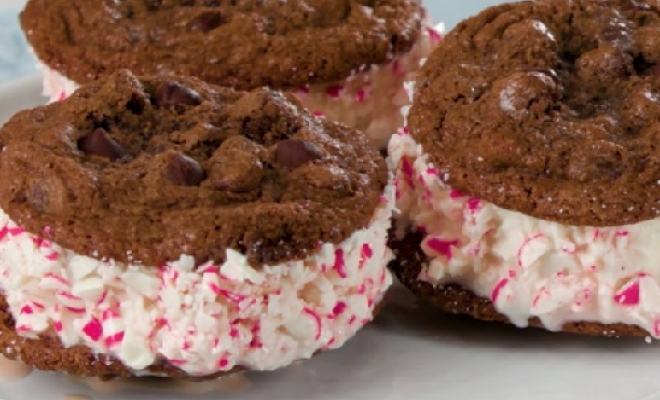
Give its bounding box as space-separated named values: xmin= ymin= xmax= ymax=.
xmin=390 ymin=131 xmax=660 ymax=336
xmin=37 ymin=21 xmax=443 ymax=149
xmin=0 ymin=186 xmax=394 ymax=377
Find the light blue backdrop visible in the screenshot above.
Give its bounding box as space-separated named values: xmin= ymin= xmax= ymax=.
xmin=0 ymin=1 xmax=517 ymax=86
xmin=426 ymin=1 xmax=520 ymax=30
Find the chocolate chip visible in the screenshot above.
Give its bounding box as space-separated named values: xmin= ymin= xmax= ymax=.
xmin=164 ymin=152 xmax=204 ymax=186
xmin=275 ymin=139 xmax=323 ymax=170
xmin=78 ymin=128 xmax=128 ymax=161
xmin=157 ymin=81 xmax=202 ymax=107
xmin=189 ymin=12 xmax=226 ymax=33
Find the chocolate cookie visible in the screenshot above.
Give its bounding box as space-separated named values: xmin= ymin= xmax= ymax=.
xmin=410 ymin=0 xmax=660 ymax=227
xmin=0 ymin=70 xmax=394 ymax=378
xmin=21 ymin=0 xmax=442 ymax=148
xmin=389 ymin=0 xmax=660 ymax=339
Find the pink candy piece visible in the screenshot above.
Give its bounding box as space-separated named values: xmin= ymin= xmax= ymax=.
xmin=426 ymin=237 xmax=459 ymax=261
xmin=334 ymin=249 xmax=347 ymax=279
xmin=516 ymin=234 xmax=545 ymax=268
xmin=449 ymin=189 xmax=464 ymax=199
xmin=491 ymin=278 xmax=509 ymax=303
xmin=104 ymin=331 xmax=125 ymax=348
xmin=614 ymin=280 xmax=640 ymax=306
xmin=401 ymin=158 xmax=415 ymax=188
xmin=8 ymin=227 xmax=25 ymax=236
xmin=83 ymin=318 xmax=104 ymax=341
xmin=467 ymin=198 xmax=482 ymax=213
xmin=20 ymin=305 xmax=34 ymax=315
xmin=332 ymin=301 xmax=347 ymax=317
xmin=427 ymin=27 xmax=442 ymax=43
xmin=304 ymin=307 xmax=322 ymax=340
xmin=359 ymin=243 xmax=373 ymax=268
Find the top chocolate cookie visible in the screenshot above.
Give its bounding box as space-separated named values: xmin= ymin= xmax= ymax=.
xmin=20 ymin=0 xmax=423 ymax=90
xmin=410 ymin=0 xmax=660 ymax=227
xmin=0 ymin=70 xmax=387 ymax=267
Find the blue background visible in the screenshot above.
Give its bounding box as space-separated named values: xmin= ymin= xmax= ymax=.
xmin=0 ymin=1 xmax=519 ymax=86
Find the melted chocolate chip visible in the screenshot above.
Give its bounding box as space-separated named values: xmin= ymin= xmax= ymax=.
xmin=163 ymin=151 xmax=204 ymax=186
xmin=275 ymin=139 xmax=323 ymax=170
xmin=78 ymin=128 xmax=128 ymax=161
xmin=189 ymin=12 xmax=226 ymax=33
xmin=157 ymin=81 xmax=202 ymax=107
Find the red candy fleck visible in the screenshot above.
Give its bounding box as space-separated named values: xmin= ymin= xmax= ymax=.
xmin=54 ymin=321 xmax=63 ymax=332
xmin=210 ymin=285 xmax=247 ymax=304
xmin=326 ymin=85 xmax=344 ymax=98
xmin=200 ymin=265 xmax=218 ymax=274
xmin=426 ymin=237 xmax=459 ymax=261
xmin=104 ymin=332 xmax=125 ymax=348
xmin=97 ymin=290 xmax=108 ymax=306
xmin=614 ymin=280 xmax=640 ymax=306
xmin=45 ymin=252 xmax=59 ymax=261
xmin=467 ymin=197 xmax=482 ymax=213
xmin=83 ymin=318 xmax=104 ymax=341
xmin=426 ymin=167 xmax=439 ymax=176
xmin=44 ymin=272 xmax=70 ymax=286
xmin=304 ymin=307 xmax=322 ymax=340
xmin=0 ymin=226 xmax=8 ymax=241
xmin=359 ymin=244 xmax=373 ymax=268
xmin=312 ymin=111 xmax=325 ymax=117
xmin=593 ymin=229 xmax=602 ymax=240
xmin=8 ymin=227 xmax=25 ymax=236
xmin=401 ymin=158 xmax=415 ymax=188
xmin=334 ymin=249 xmax=347 ymax=279
xmin=348 ymin=315 xmax=357 ymax=325
xmin=491 ymin=278 xmax=509 ymax=303
xmin=355 ymin=89 xmax=367 ymax=103
xmin=20 ymin=305 xmax=33 ymax=315
xmin=218 ymin=358 xmax=229 ymax=368
xmin=332 ymin=301 xmax=347 ymax=317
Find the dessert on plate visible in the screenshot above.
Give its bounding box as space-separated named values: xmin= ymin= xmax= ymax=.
xmin=0 ymin=69 xmax=393 ymax=379
xmin=389 ymin=0 xmax=660 ymax=337
xmin=19 ymin=0 xmax=442 ymax=148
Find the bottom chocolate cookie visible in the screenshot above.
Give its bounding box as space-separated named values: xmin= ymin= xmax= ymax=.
xmin=389 ymin=231 xmax=649 ymax=338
